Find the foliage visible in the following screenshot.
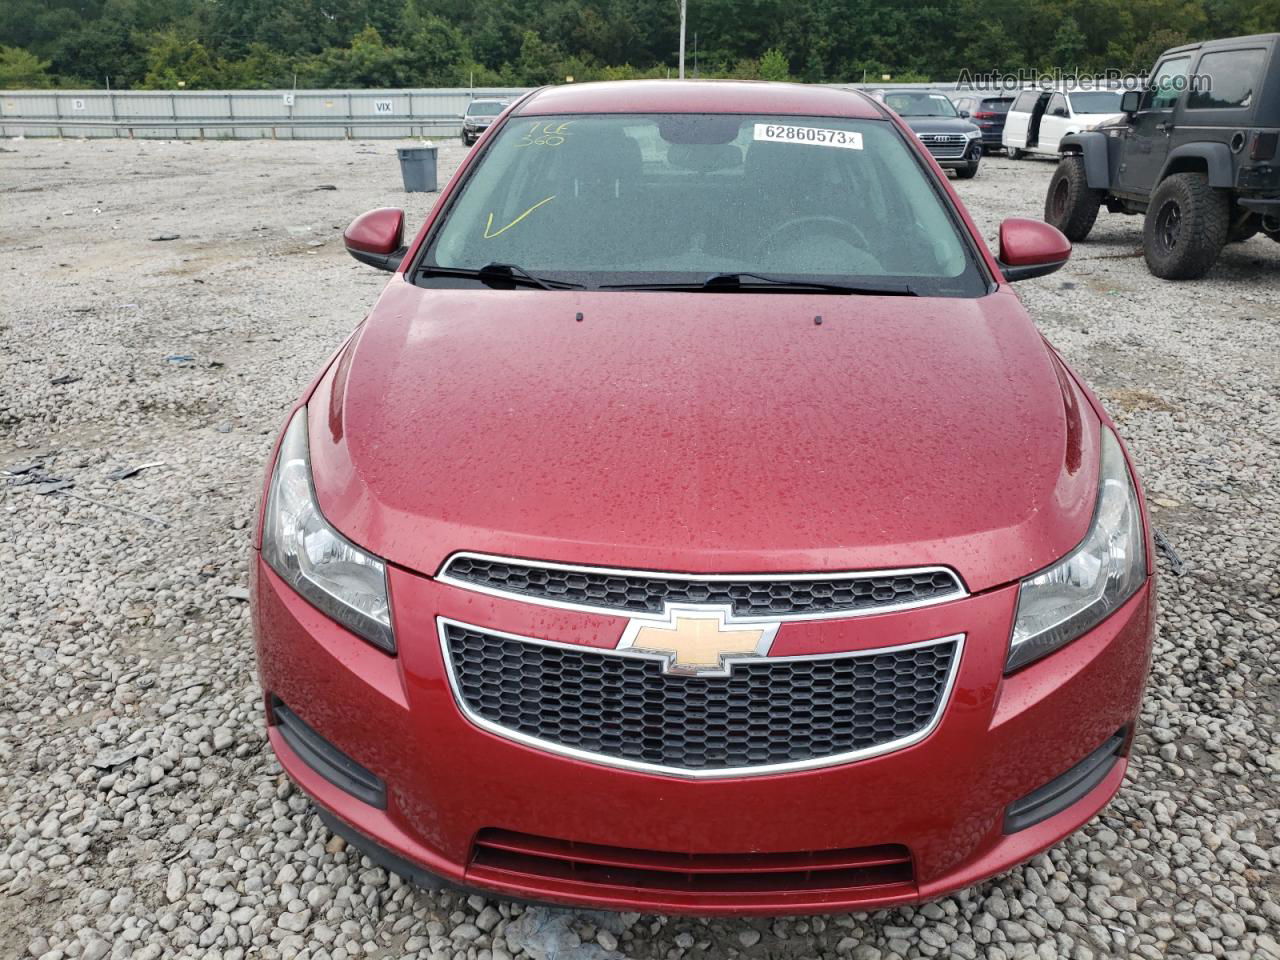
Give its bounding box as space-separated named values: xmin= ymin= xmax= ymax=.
xmin=0 ymin=0 xmax=1272 ymax=89
xmin=0 ymin=44 xmax=52 ymax=87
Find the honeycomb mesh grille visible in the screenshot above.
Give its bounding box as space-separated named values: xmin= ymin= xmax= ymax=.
xmin=443 ymin=624 xmax=957 ymax=772
xmin=442 ymin=556 xmax=962 ymax=618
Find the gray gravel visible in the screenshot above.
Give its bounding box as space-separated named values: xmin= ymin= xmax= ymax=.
xmin=2 ymin=138 xmax=1278 ymax=960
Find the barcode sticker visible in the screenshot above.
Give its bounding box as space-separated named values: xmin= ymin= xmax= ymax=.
xmin=753 ymin=123 xmax=863 ymax=150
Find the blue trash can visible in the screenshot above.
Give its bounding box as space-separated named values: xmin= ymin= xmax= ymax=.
xmin=397 ymin=146 xmax=438 ymax=193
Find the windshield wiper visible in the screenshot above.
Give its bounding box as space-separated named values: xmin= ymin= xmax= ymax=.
xmin=602 ymin=272 xmax=917 ymax=295
xmin=419 ymin=262 xmax=584 ymax=290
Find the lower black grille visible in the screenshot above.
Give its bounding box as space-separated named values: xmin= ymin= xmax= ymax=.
xmin=442 ymin=623 xmax=958 ymax=775
xmin=441 ymin=554 xmax=963 ymax=618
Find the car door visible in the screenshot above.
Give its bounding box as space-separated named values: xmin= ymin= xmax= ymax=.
xmin=1038 ymin=93 xmax=1070 ymax=153
xmin=1003 ymin=91 xmax=1036 ymax=149
xmin=1118 ymin=54 xmax=1191 ymax=193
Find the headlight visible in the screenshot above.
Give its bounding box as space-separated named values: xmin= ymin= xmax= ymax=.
xmin=262 ymin=408 xmax=395 ymax=652
xmin=1006 ymin=429 xmax=1145 ymax=672
xmin=965 ymin=128 xmax=982 ymax=139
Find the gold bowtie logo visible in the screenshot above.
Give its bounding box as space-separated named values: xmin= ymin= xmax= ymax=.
xmin=617 ymin=606 xmax=780 ymax=676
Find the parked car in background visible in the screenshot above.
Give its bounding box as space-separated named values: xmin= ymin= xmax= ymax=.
xmin=1003 ymin=89 xmax=1124 ymax=159
xmin=881 ymin=90 xmax=984 ymax=177
xmin=952 ymin=94 xmax=1014 ymax=153
xmin=256 ymin=78 xmax=1155 ymax=916
xmin=462 ymin=99 xmax=508 ymax=146
xmin=1047 ymin=33 xmax=1280 ymax=279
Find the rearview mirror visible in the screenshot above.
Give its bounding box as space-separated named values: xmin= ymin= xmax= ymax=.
xmin=1120 ymin=89 xmax=1141 ymax=114
xmin=344 ymin=208 xmax=406 ymax=271
xmin=997 ymin=217 xmax=1070 ymax=282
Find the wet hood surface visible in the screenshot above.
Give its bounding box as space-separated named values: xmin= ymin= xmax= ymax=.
xmin=308 ymin=279 xmax=1099 ymax=592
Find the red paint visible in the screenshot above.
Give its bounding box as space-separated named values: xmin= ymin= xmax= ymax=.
xmin=252 ymin=81 xmax=1155 ymax=914
xmin=344 ymin=207 xmax=404 ymax=255
xmin=999 ymin=217 xmax=1072 ymax=267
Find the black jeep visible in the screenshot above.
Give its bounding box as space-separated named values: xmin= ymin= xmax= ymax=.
xmin=1045 ymin=33 xmax=1279 ymax=279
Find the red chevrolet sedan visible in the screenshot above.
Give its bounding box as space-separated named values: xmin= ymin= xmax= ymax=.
xmin=252 ymin=80 xmax=1155 ymax=915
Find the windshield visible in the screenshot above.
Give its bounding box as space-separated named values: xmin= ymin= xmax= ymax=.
xmin=467 ymin=101 xmax=505 ymax=117
xmin=1068 ymin=91 xmax=1123 ymax=114
xmin=979 ymin=98 xmax=1013 ymax=113
xmin=421 ymin=112 xmax=985 ymax=297
xmin=883 ymin=93 xmax=959 ymax=117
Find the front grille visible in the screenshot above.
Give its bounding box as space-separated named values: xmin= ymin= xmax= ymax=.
xmin=469 ymin=828 xmax=915 ymax=902
xmin=440 ymin=554 xmax=964 ymax=619
xmin=441 ymin=621 xmax=960 ymax=776
xmin=920 ymin=134 xmax=969 ymax=159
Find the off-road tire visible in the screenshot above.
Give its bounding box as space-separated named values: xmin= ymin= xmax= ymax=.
xmin=1044 ymin=155 xmax=1103 ymax=241
xmin=1142 ymin=173 xmax=1229 ymax=280
xmin=955 ymin=158 xmax=980 ymax=179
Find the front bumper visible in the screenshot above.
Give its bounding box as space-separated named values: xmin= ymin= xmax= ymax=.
xmin=253 ymin=557 xmax=1153 ymax=915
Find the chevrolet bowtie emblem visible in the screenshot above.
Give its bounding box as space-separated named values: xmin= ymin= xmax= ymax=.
xmin=617 ymin=605 xmax=780 ymax=676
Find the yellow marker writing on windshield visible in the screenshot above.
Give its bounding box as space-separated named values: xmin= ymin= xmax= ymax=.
xmin=483 ymin=195 xmax=556 ymax=239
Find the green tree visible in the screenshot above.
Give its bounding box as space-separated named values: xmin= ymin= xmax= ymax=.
xmin=1048 ymin=16 xmax=1088 ymax=71
xmin=758 ymin=46 xmax=790 ymax=81
xmin=0 ymin=45 xmax=52 ymax=87
xmin=141 ymin=32 xmax=223 ymax=89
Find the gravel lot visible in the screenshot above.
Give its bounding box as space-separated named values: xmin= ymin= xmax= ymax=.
xmin=1 ymin=136 xmax=1278 ymax=960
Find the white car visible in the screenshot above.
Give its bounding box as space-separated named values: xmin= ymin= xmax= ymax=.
xmin=1002 ymin=89 xmax=1125 ymax=158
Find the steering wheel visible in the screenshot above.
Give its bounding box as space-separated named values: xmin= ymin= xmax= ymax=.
xmin=755 ymin=215 xmax=870 ymax=256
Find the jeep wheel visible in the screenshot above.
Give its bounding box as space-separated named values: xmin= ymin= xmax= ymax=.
xmin=1142 ymin=173 xmax=1229 ymax=280
xmin=1044 ymin=155 xmax=1103 ymax=242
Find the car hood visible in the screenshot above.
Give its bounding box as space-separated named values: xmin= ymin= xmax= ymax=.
xmin=307 ymin=280 xmax=1099 ymax=593
xmin=1076 ymin=112 xmax=1125 ymax=130
xmin=903 ymin=117 xmax=980 ymax=136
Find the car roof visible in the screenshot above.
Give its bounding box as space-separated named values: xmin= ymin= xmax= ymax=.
xmin=1162 ymin=32 xmax=1279 ymax=56
xmin=467 ymin=99 xmax=507 ymax=105
xmin=515 ymin=80 xmax=886 ymax=119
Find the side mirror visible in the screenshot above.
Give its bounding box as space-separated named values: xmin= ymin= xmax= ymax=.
xmin=959 ymin=109 xmax=970 ymax=118
xmin=1120 ymin=89 xmax=1141 ymax=114
xmin=997 ymin=217 xmax=1070 ymax=282
xmin=344 ymin=208 xmax=406 ymax=272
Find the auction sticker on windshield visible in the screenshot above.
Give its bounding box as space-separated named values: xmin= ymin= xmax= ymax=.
xmin=753 ymin=123 xmax=863 ymax=150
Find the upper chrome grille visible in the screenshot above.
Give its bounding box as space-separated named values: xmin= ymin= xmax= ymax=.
xmin=919 ymin=134 xmax=969 ymax=160
xmin=439 ymin=618 xmax=963 ymax=778
xmin=438 ymin=553 xmax=965 ymax=621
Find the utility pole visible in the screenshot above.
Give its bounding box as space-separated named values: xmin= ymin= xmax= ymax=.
xmin=678 ymin=0 xmax=687 ymax=79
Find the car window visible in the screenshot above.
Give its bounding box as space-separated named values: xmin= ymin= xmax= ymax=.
xmin=1012 ymin=91 xmax=1040 ymax=112
xmin=1068 ymin=91 xmax=1123 ymax=114
xmin=467 ymin=102 xmax=505 ymax=117
xmin=1188 ymin=49 xmax=1268 ymax=109
xmin=1048 ymin=94 xmax=1068 ymax=116
xmin=1144 ymin=56 xmax=1191 ymax=110
xmin=422 ymin=112 xmax=987 ymax=297
xmin=883 ymin=93 xmax=959 ymax=117
xmin=980 ymin=98 xmax=1013 ymax=113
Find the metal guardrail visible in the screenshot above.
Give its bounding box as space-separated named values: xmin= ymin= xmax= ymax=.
xmin=0 ymin=83 xmax=962 ymax=139
xmin=0 ymin=87 xmax=530 ymax=139
xmin=0 ymin=115 xmax=467 ymax=138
